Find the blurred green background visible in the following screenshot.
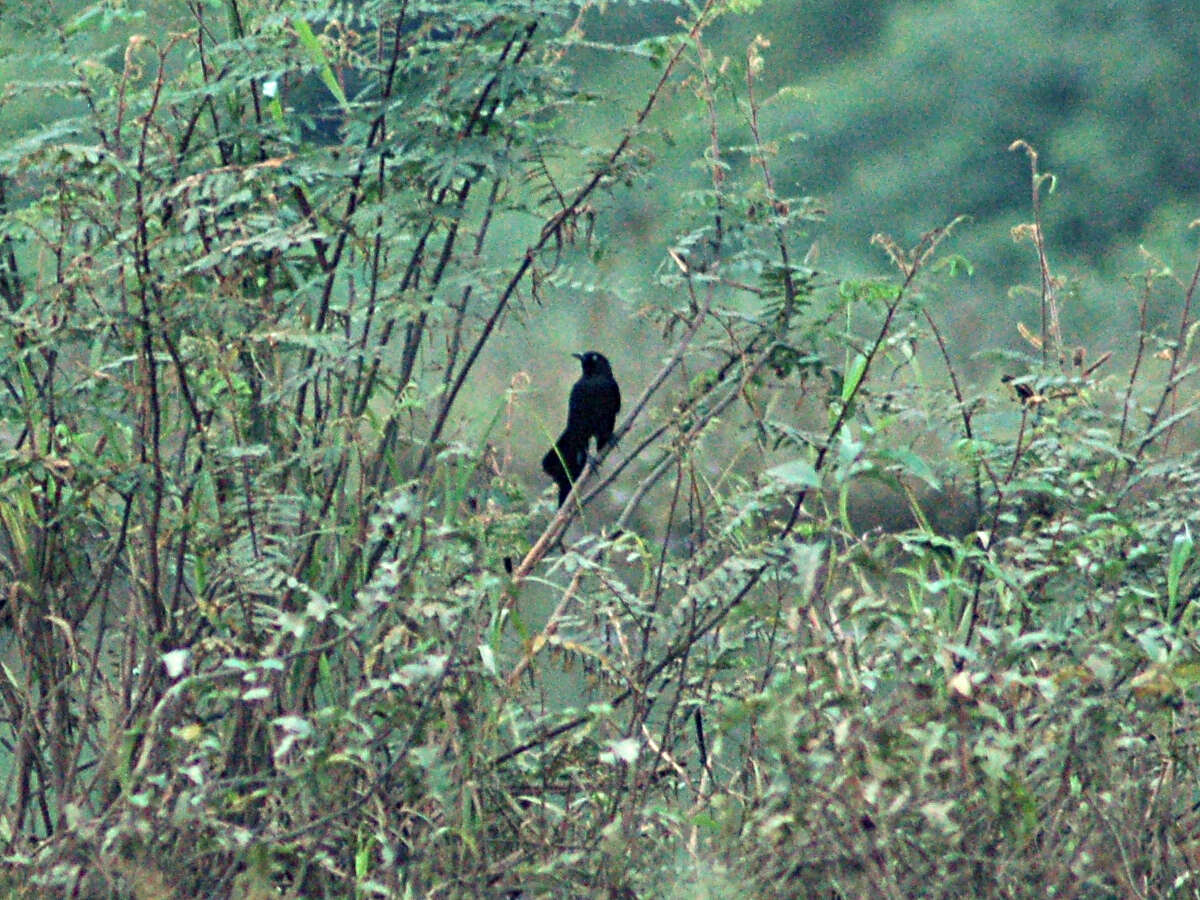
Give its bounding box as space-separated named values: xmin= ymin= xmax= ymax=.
xmin=558 ymin=0 xmax=1200 ymax=371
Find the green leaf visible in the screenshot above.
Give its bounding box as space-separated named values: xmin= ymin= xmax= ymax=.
xmin=1167 ymin=524 xmax=1193 ymax=617
xmin=765 ymin=459 xmax=820 ymax=488
xmin=841 ymin=352 xmax=868 ymax=403
xmin=294 ymin=19 xmax=350 ymax=113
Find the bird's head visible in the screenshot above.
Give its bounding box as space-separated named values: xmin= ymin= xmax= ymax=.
xmin=573 ymin=351 xmax=612 ymax=376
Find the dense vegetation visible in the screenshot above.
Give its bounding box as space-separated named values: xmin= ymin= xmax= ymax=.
xmin=0 ymin=0 xmax=1198 ymax=896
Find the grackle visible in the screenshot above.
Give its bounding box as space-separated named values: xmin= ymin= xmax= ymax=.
xmin=542 ymin=351 xmax=621 ymax=507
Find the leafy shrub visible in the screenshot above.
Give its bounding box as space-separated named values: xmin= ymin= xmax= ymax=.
xmin=0 ymin=2 xmax=1198 ymax=898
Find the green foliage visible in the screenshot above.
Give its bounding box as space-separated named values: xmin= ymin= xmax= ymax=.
xmin=0 ymin=1 xmax=1199 ymax=898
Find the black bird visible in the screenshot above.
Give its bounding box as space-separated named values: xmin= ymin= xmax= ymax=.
xmin=542 ymin=351 xmax=621 ymax=507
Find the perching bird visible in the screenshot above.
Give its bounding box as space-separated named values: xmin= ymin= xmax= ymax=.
xmin=542 ymin=351 xmax=621 ymax=506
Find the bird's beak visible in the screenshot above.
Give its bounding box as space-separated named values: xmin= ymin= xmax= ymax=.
xmin=571 ymin=352 xmax=585 ymax=361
